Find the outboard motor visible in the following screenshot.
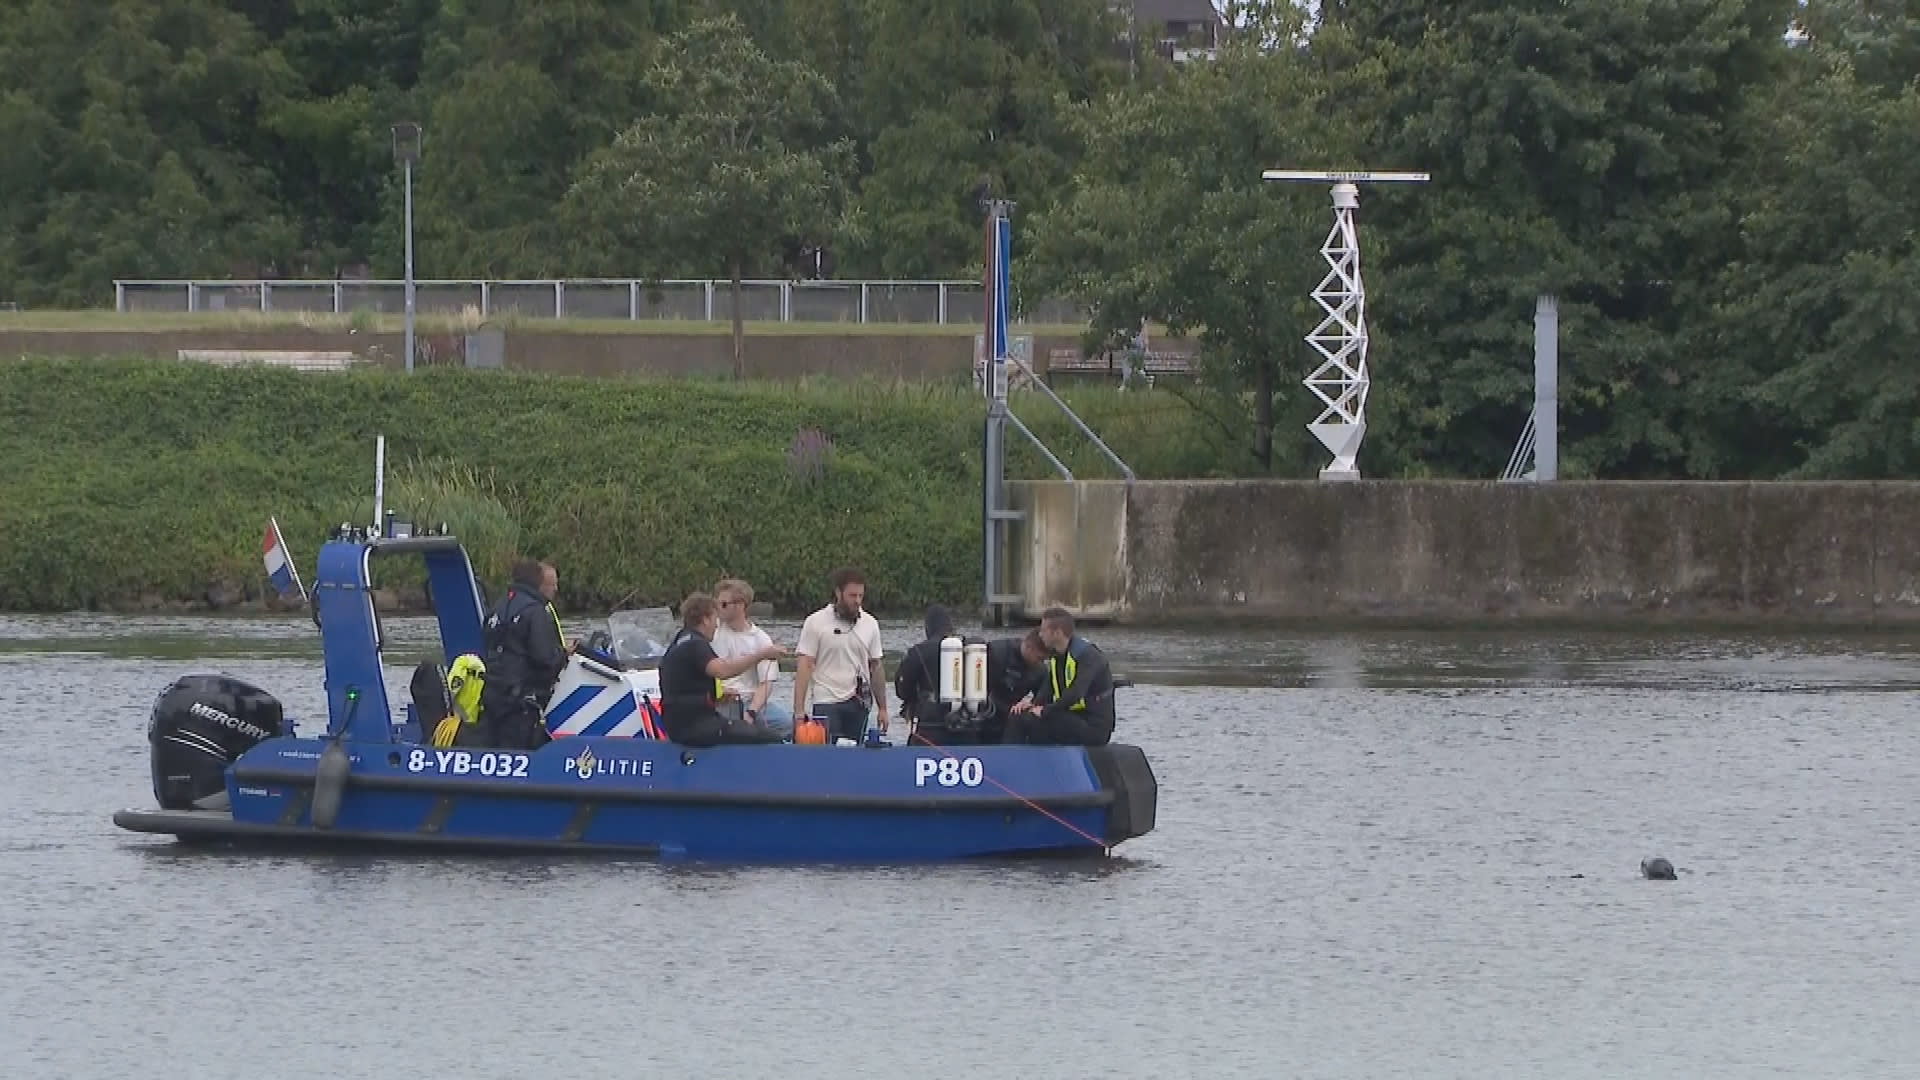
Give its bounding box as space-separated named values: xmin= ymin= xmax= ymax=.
xmin=149 ymin=675 xmax=288 ymax=810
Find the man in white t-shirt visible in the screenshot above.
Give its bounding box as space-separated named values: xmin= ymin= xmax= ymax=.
xmin=710 ymin=578 xmax=793 ymax=737
xmin=793 ymin=566 xmax=888 ymax=743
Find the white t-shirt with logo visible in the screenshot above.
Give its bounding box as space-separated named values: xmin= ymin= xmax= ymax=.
xmin=796 ymin=605 xmax=883 ymax=706
xmin=711 ymin=622 xmax=778 ymax=702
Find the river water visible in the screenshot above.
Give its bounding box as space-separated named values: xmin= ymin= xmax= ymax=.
xmin=1 ymin=613 xmax=1917 ymax=1079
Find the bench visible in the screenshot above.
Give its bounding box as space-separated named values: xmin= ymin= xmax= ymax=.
xmin=177 ymin=349 xmax=360 ymax=373
xmin=1136 ymin=350 xmax=1194 ymax=376
xmin=1044 ymin=347 xmax=1116 ymax=384
xmin=1116 ymin=349 xmax=1196 ymax=387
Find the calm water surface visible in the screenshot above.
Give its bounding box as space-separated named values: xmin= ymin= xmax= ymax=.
xmin=1 ymin=613 xmax=1917 ymax=1079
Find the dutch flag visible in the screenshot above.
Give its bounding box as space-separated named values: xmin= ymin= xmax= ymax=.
xmin=262 ymin=517 xmax=307 ymax=603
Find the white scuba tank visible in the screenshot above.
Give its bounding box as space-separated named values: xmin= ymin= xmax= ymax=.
xmin=938 ymin=635 xmax=964 ymax=706
xmin=962 ymin=640 xmax=988 ymax=709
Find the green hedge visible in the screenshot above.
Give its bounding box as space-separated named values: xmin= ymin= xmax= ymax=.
xmin=0 ymin=356 xmax=1249 ymax=613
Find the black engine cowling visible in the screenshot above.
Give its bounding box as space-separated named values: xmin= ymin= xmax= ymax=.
xmin=149 ymin=675 xmax=288 ymax=810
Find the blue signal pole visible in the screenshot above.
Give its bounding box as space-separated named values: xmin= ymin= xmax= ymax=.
xmin=982 ymin=198 xmax=1016 ymax=624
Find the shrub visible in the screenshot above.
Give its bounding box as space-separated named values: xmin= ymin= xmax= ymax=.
xmin=0 ymin=356 xmax=1244 ymax=612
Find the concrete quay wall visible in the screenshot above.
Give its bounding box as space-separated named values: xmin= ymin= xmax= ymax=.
xmin=1007 ymin=480 xmax=1920 ymax=625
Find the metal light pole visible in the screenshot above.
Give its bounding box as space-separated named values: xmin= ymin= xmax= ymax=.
xmin=1500 ymin=294 xmax=1560 ymax=483
xmin=392 ymin=123 xmax=422 ymax=374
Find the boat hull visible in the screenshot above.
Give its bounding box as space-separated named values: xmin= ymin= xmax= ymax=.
xmin=114 ymin=737 xmax=1157 ymax=862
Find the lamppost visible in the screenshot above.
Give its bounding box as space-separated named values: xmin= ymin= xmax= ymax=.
xmin=392 ymin=122 xmax=422 ymax=374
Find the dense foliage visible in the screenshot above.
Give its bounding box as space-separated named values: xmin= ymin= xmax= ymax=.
xmin=3 ymin=0 xmax=1916 ymax=478
xmin=0 ymin=357 xmax=1222 ymax=612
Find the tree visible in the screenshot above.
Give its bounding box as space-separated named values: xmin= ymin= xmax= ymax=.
xmin=246 ymin=0 xmax=439 ymax=274
xmin=383 ymin=0 xmax=681 ymax=279
xmin=840 ymin=0 xmax=1127 ymax=277
xmin=0 ymin=0 xmax=302 ymax=304
xmin=1312 ymin=0 xmax=1792 ymax=478
xmin=1703 ymin=48 xmax=1920 ymax=476
xmin=1026 ymin=18 xmax=1387 ymax=471
xmin=561 ymin=14 xmax=852 ymax=376
xmin=1793 ymin=0 xmax=1920 ymax=92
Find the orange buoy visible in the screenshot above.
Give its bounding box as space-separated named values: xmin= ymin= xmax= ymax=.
xmin=794 ymin=717 xmax=828 ymax=745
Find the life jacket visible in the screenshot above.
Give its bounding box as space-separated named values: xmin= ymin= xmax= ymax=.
xmin=1048 ymin=639 xmax=1088 ymax=712
xmin=448 ymin=653 xmax=486 ymax=727
xmin=421 ymin=653 xmax=488 ymax=748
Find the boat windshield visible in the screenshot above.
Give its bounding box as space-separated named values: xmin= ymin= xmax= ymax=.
xmin=606 ymin=607 xmax=675 ymax=669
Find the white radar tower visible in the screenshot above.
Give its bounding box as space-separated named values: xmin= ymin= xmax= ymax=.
xmin=1263 ymin=169 xmax=1429 ymax=480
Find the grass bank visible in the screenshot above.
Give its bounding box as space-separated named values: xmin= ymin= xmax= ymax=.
xmin=0 ymin=355 xmax=1251 ymax=614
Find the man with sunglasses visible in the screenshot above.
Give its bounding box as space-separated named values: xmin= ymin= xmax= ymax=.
xmin=711 ymin=577 xmax=793 ymax=737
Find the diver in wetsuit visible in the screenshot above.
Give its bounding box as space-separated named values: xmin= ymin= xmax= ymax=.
xmin=474 ymin=558 xmax=569 ymax=749
xmin=898 ymin=609 xmax=1051 ymax=746
xmin=1005 ymin=607 xmax=1115 ymax=747
xmin=896 ymin=605 xmax=960 ymax=741
xmin=658 ymin=593 xmax=789 ymax=747
xmin=981 ymin=629 xmax=1051 ymax=743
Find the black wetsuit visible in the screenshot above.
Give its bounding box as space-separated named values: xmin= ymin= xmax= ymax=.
xmin=897 ymin=636 xmax=1043 ymax=745
xmin=894 ymin=636 xmax=952 ymax=731
xmin=659 ymin=629 xmax=783 ymax=747
xmin=1006 ymin=635 xmax=1115 ymax=746
xmin=473 ymin=578 xmax=567 ymax=749
xmin=984 ymin=637 xmax=1045 ymax=739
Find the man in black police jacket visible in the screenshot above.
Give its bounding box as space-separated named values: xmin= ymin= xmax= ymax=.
xmin=659 ymin=593 xmax=788 ymax=747
xmin=476 ymin=558 xmax=569 ymax=749
xmin=1005 ymin=606 xmax=1115 ymax=746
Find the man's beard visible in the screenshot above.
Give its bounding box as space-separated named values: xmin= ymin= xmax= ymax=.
xmin=833 ymin=599 xmax=860 ymax=621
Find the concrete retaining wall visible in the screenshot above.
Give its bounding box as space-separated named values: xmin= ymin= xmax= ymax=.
xmin=1008 ymin=479 xmax=1920 ymax=625
xmin=2 ymin=327 xmax=1116 ymax=381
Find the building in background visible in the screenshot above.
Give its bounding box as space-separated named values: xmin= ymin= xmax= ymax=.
xmin=1119 ymin=0 xmax=1225 ymax=67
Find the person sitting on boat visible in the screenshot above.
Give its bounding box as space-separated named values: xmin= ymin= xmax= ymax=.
xmin=792 ymin=567 xmax=889 ymax=744
xmin=895 ymin=604 xmax=960 ymax=741
xmin=474 ymin=558 xmax=569 ymax=749
xmin=1005 ymin=607 xmax=1114 ymax=746
xmin=660 ymin=593 xmax=789 ymax=747
xmin=711 ymin=577 xmax=793 ymax=738
xmin=982 ymin=629 xmax=1052 ymax=743
xmin=897 ymin=612 xmax=1050 ymax=745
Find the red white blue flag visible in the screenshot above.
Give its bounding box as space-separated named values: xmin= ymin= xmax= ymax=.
xmin=262 ymin=517 xmax=307 ymax=603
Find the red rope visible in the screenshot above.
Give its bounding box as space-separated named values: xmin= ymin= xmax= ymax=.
xmin=906 ymin=726 xmax=1109 ymax=851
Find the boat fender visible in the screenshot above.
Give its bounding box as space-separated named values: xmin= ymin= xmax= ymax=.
xmin=310 ymin=739 xmax=352 ymax=829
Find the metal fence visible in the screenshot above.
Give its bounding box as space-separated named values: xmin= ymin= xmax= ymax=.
xmin=112 ymin=278 xmax=1091 ymax=326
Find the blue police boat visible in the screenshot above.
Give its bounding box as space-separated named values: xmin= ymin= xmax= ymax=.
xmin=111 ymin=528 xmax=1157 ymax=862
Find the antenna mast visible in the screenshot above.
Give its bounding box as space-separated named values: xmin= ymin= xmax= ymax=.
xmin=1263 ymin=169 xmax=1429 ymax=481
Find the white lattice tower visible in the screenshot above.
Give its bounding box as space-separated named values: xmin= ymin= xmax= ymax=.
xmin=1263 ymin=169 xmax=1429 ymax=479
xmin=1305 ymin=184 xmax=1369 ymax=471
